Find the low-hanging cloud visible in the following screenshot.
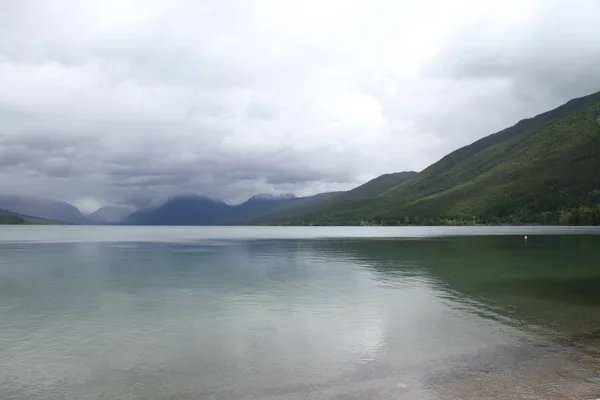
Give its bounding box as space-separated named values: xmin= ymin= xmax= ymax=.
xmin=1 ymin=0 xmax=599 ymax=212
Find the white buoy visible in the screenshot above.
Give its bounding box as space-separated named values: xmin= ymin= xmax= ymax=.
xmin=524 ymin=235 xmax=528 ymax=240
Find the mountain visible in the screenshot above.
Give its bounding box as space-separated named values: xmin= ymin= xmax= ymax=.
xmin=122 ymin=195 xmax=231 ymax=225
xmin=0 ymin=208 xmax=62 ymax=225
xmin=88 ymin=206 xmax=136 ymax=224
xmin=122 ymin=192 xmax=343 ymax=226
xmin=249 ymin=172 xmax=417 ymax=225
xmin=0 ymin=209 xmax=27 ymax=224
xmin=248 ymin=193 xmax=297 ymax=201
xmin=342 ymin=172 xmax=418 ymax=198
xmin=0 ymin=195 xmax=90 ymax=224
xmin=261 ymin=91 xmax=600 ymax=225
xmin=231 ymin=191 xmax=343 ymax=224
xmin=120 ymin=208 xmax=152 ymax=225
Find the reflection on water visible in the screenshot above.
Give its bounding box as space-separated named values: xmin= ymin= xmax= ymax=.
xmin=0 ymin=228 xmax=598 ymax=399
xmin=314 ymin=236 xmax=600 ymax=347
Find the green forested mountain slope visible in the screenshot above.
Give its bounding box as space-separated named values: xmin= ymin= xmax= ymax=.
xmin=228 ymin=192 xmax=344 ymax=224
xmin=0 ymin=211 xmax=27 ymax=224
xmin=343 ymin=172 xmax=417 ymax=197
xmin=264 ymin=91 xmax=600 ymax=225
xmin=0 ymin=209 xmax=59 ymax=225
xmin=247 ymin=173 xmax=417 ymax=225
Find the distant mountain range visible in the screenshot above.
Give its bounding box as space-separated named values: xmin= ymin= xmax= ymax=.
xmin=121 ymin=192 xmax=342 ymax=225
xmin=0 ymin=209 xmax=28 ymax=225
xmin=88 ymin=206 xmax=136 ymax=224
xmin=0 ymin=192 xmax=346 ymax=226
xmin=2 ymin=91 xmax=599 ymax=226
xmin=0 ymin=208 xmax=61 ymax=225
xmin=0 ymin=195 xmax=90 ymax=225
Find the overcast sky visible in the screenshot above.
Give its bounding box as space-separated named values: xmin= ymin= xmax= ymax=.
xmin=1 ymin=0 xmax=600 ymax=212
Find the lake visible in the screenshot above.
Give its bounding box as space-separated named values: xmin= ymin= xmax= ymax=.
xmin=0 ymin=226 xmax=599 ymax=399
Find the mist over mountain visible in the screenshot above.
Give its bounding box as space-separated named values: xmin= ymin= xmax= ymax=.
xmin=122 ymin=192 xmax=342 ymax=225
xmin=88 ymin=206 xmax=137 ymax=224
xmin=0 ymin=195 xmax=90 ymax=225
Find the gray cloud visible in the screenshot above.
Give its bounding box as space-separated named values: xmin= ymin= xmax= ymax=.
xmin=245 ymin=102 xmax=279 ymax=120
xmin=427 ymin=0 xmax=600 ymax=107
xmin=0 ymin=0 xmax=599 ymax=212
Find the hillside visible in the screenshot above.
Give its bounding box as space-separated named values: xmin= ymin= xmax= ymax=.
xmin=122 ymin=192 xmax=343 ymax=226
xmin=122 ymin=196 xmax=231 ymax=225
xmin=0 ymin=211 xmax=27 ymax=224
xmin=0 ymin=209 xmax=61 ymax=225
xmin=232 ymin=192 xmax=343 ymax=224
xmin=262 ymin=91 xmax=600 ymax=225
xmin=88 ymin=206 xmax=136 ymax=224
xmin=339 ymin=172 xmax=417 ymax=198
xmin=0 ymin=195 xmax=90 ymax=224
xmin=249 ymin=173 xmax=417 ymax=225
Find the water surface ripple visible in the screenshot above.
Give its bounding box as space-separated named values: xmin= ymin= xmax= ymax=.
xmin=0 ymin=226 xmax=598 ymax=399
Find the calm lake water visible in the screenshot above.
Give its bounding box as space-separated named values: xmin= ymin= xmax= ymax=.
xmin=0 ymin=226 xmax=599 ymax=400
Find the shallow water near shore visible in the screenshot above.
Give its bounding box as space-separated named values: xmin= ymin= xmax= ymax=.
xmin=0 ymin=226 xmax=599 ymax=399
